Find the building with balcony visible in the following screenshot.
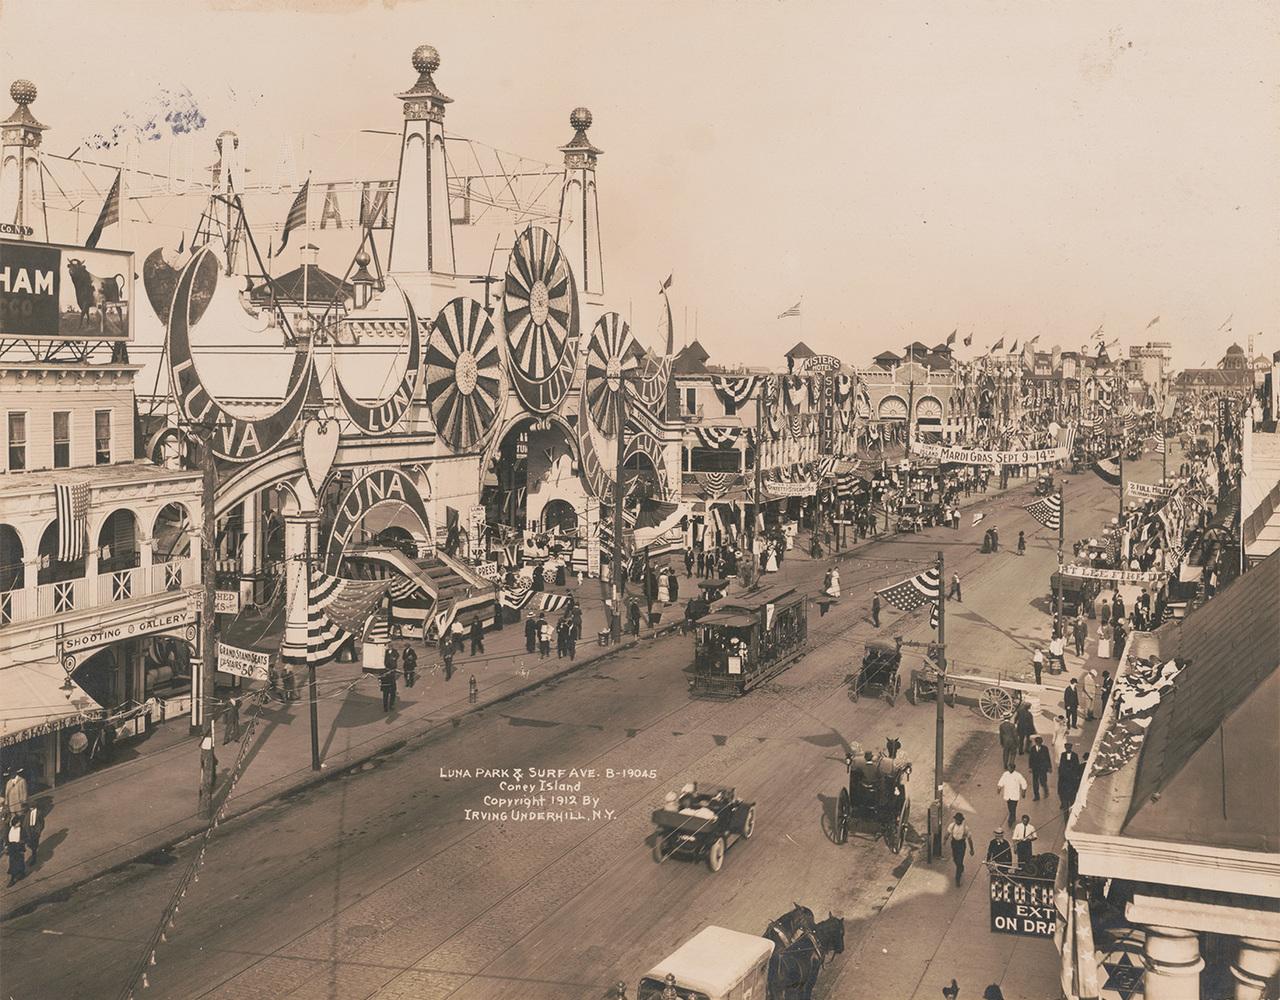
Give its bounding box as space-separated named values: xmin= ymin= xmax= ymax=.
xmin=0 ymin=358 xmax=203 ymax=790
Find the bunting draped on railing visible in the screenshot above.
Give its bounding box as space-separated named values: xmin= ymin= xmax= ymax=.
xmin=304 ymin=570 xmax=387 ymax=666
xmin=694 ymin=471 xmax=740 ymax=500
xmin=711 ymin=376 xmax=759 ymax=410
xmin=693 ymin=425 xmax=744 ymax=450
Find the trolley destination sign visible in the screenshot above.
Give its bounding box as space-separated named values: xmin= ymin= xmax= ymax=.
xmin=988 ymin=871 xmax=1056 ymax=938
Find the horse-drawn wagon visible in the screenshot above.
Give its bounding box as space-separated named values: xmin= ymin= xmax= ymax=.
xmin=691 ymin=586 xmax=808 ymax=696
xmin=834 ymin=742 xmax=912 ymax=853
xmin=852 ymin=639 xmax=903 ymax=705
xmin=651 ymin=783 xmax=756 ymax=873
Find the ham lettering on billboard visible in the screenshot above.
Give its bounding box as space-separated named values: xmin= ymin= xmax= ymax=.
xmin=0 ymin=239 xmax=133 ymax=340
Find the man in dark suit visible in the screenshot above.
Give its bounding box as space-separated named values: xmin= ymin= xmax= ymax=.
xmin=985 ymin=828 xmax=1013 ymax=873
xmin=1057 ymin=743 xmax=1081 ymax=817
xmin=1028 ymin=736 xmax=1052 ymax=802
xmin=1063 ymin=678 xmax=1080 ymax=729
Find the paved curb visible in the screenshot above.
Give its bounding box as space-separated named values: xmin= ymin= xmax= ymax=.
xmin=1 ymin=626 xmax=678 ymax=921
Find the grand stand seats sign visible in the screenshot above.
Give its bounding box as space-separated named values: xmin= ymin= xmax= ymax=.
xmin=989 ymin=871 xmax=1055 ymax=938
xmin=1 ymin=239 xmax=133 ymax=340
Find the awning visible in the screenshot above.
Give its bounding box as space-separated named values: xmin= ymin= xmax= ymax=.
xmin=0 ymin=658 xmax=105 ymax=748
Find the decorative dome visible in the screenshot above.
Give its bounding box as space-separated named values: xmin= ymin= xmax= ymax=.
xmin=354 ymin=249 xmax=371 ymax=268
xmin=10 ymin=79 xmax=36 ymax=106
xmin=569 ymin=106 xmax=592 ymax=132
xmin=412 ymin=45 xmax=440 ymax=75
xmin=1226 ymin=343 xmax=1244 ymax=355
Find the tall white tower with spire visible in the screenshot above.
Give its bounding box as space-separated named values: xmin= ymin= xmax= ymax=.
xmin=556 ymin=107 xmax=604 ymax=307
xmin=0 ymin=80 xmax=49 ymax=240
xmin=388 ymin=45 xmax=456 ymax=282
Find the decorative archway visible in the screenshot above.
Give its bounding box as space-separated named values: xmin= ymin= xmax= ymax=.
xmin=878 ymin=395 xmax=908 ymax=420
xmin=0 ymin=524 xmax=23 ymax=594
xmin=916 ymin=396 xmax=944 ymax=421
xmin=323 ymin=467 xmax=432 ymax=575
xmin=541 ymin=498 xmax=578 ymax=534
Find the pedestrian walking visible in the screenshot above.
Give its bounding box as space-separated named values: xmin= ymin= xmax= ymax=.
xmin=1112 ymin=592 xmax=1125 ymax=621
xmin=684 ymin=549 xmax=693 ymax=578
xmin=6 ymin=814 xmax=26 ymax=886
xmin=538 ymin=614 xmax=552 ymax=658
xmin=1031 ymin=648 xmax=1044 ymax=685
xmin=4 ymin=768 xmax=28 ymax=820
xmin=943 ymin=812 xmax=975 ymax=886
xmin=398 ymin=645 xmax=415 ymax=687
xmin=221 ymin=696 xmax=241 ymax=744
xmin=1014 ymin=701 xmax=1036 ymax=755
xmin=469 ymin=674 xmax=478 ymax=704
xmin=470 ymin=619 xmax=485 ymax=656
xmin=566 ymin=616 xmax=578 ymax=660
xmin=628 ymin=598 xmax=641 ymax=637
xmin=451 ymin=617 xmax=466 ymax=653
xmin=1082 ymin=669 xmax=1098 ymax=721
xmin=282 ymin=664 xmax=300 ymax=701
xmin=871 ymin=593 xmax=881 ymax=628
xmin=998 ymin=718 xmax=1018 ymax=770
xmin=948 ymin=571 xmax=961 ymax=602
xmin=996 ymin=763 xmax=1027 ymax=828
xmin=1028 ymin=736 xmax=1052 ymax=801
xmin=525 ymin=612 xmax=537 ymax=653
xmin=1051 ymin=715 xmax=1068 ymax=759
xmin=22 ymin=801 xmax=44 ymax=866
xmin=985 ymin=828 xmax=1013 ymax=873
xmin=1057 ymin=742 xmax=1081 ymax=810
xmin=1100 ymin=670 xmax=1113 ymax=711
xmin=1063 ymin=677 xmax=1080 ymax=730
xmin=1011 ymin=815 xmax=1037 ymax=870
xmin=1017 ymin=531 xmax=1026 ymax=556
xmin=1099 ymin=597 xmax=1111 ymax=627
xmin=1048 ymin=632 xmax=1066 ymax=673
xmin=1072 ymin=617 xmax=1087 ymax=657
xmin=380 ymin=665 xmax=398 ymax=712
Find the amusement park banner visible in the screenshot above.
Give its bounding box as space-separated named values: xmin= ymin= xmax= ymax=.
xmin=216 ymin=642 xmax=271 ymax=681
xmin=1059 ymin=564 xmax=1167 ymax=586
xmin=762 ymin=481 xmax=818 ymax=498
xmin=1125 ymin=481 xmax=1172 ymax=500
xmin=913 ymin=442 xmax=1067 ymax=466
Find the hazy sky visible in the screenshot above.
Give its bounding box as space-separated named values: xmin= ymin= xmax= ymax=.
xmin=2 ymin=0 xmax=1277 ymax=369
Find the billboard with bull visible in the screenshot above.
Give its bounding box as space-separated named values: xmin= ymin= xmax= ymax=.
xmin=0 ymin=239 xmax=133 ymax=341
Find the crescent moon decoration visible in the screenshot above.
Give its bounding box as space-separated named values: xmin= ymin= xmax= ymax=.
xmin=167 ymin=247 xmax=314 ymax=463
xmin=334 ymin=292 xmax=423 ymax=435
xmin=426 ymin=297 xmax=505 ymax=452
xmin=576 ymin=395 xmax=616 ymax=505
xmin=502 ymin=226 xmax=579 ymax=414
xmin=584 ymin=312 xmax=637 ymax=439
xmin=624 ymin=429 xmax=674 ymax=501
xmin=632 ymin=350 xmax=671 ymax=410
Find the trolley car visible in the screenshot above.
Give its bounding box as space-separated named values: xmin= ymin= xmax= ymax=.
xmin=691 ymin=586 xmax=809 ymax=696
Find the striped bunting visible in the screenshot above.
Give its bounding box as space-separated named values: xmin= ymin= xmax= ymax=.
xmin=1152 ymin=436 xmax=1165 ymax=455
xmin=693 ymin=425 xmax=743 ymax=450
xmin=833 ymin=373 xmax=853 ymax=407
xmin=541 ymin=593 xmax=571 ymax=614
xmin=1025 ymin=494 xmax=1062 ymax=531
xmin=1092 ymin=454 xmax=1122 ymax=487
xmin=784 ymin=376 xmax=808 ymax=409
xmin=695 ymin=471 xmax=739 ymax=500
xmin=306 ymin=570 xmax=386 ymax=666
xmin=711 ymin=376 xmax=759 ymax=409
xmin=55 ymin=482 xmax=90 ymax=562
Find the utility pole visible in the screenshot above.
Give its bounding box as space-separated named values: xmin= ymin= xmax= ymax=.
xmin=611 ymin=380 xmax=627 ymax=644
xmin=304 ymin=528 xmax=320 ymax=771
xmin=190 ymin=422 xmax=219 ymax=818
xmin=1055 ymin=483 xmax=1065 ymax=637
xmin=752 ymin=390 xmax=764 ymax=554
xmin=932 ymin=550 xmax=946 ymax=860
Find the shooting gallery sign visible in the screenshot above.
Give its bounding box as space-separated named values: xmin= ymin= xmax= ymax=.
xmin=989 ymin=871 xmax=1055 ymax=938
xmin=913 ymin=442 xmax=1067 ymax=466
xmin=0 ymin=239 xmax=133 ymax=340
xmin=323 ymin=467 xmax=431 ymax=574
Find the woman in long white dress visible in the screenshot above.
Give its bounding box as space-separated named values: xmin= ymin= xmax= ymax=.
xmin=825 ymin=566 xmax=841 ymax=599
xmin=765 ymin=544 xmax=779 ymax=574
xmin=657 ymin=569 xmax=670 ymax=605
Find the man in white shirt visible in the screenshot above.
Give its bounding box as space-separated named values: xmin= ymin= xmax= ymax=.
xmin=997 ymin=763 xmax=1028 ymax=827
xmin=1048 ymin=634 xmax=1066 ymax=673
xmin=1011 ymin=814 xmax=1037 ymax=870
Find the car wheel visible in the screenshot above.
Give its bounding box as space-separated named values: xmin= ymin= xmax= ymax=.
xmin=707 ymin=836 xmax=725 ymax=873
xmin=741 ymin=805 xmax=756 ymax=839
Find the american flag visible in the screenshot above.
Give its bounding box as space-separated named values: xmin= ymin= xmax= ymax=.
xmin=1025 ymin=494 xmax=1062 ymax=531
xmin=85 ymin=171 xmax=121 ymax=249
xmin=777 ymin=300 xmax=802 ymax=319
xmin=55 ymin=482 xmax=90 ymax=562
xmin=278 ymin=177 xmax=310 ymax=252
xmin=877 ymin=567 xmax=941 ymax=614
xmin=972 ymin=511 xmax=986 ymax=527
xmin=1152 ymin=436 xmax=1165 ymax=455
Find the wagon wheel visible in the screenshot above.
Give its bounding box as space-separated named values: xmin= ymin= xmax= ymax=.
xmin=889 ymin=799 xmax=909 ymax=854
xmin=741 ymin=805 xmax=757 ymax=840
xmin=835 ymin=787 xmax=851 ymax=844
xmin=907 ymin=676 xmax=918 ymax=706
xmin=979 ymin=686 xmax=1015 ymax=721
xmin=707 ymin=835 xmax=726 ymax=873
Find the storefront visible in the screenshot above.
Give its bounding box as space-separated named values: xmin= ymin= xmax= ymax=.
xmin=0 ymin=658 xmax=104 ymax=791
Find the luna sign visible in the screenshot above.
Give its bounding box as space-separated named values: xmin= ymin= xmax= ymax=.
xmin=324 ymin=467 xmax=432 ymax=574
xmin=168 ymin=248 xmax=314 ymax=462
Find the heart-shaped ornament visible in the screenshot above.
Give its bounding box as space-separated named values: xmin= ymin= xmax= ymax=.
xmin=144 ymin=247 xmax=215 ymax=327
xmin=301 ymin=419 xmax=339 ymax=495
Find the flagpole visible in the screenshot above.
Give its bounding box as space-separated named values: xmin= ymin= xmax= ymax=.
xmin=1055 ymin=483 xmax=1065 ymax=638
xmin=933 ymin=549 xmax=946 ymax=862
xmin=305 ymin=528 xmax=320 ymax=772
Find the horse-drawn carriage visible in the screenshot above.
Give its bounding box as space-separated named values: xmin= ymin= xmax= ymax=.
xmin=637 ymin=908 xmax=843 ymax=1000
xmin=834 ymin=741 xmax=912 ymax=853
xmin=852 ymin=639 xmax=902 ymax=705
xmin=1034 ymin=474 xmax=1055 ymax=497
xmin=651 ymin=783 xmax=756 ymax=872
xmin=691 ymin=586 xmax=808 ymax=696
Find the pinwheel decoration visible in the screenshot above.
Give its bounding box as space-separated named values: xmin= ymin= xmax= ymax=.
xmin=583 ymin=312 xmax=637 ymax=438
xmin=425 ymin=297 xmax=505 ymax=452
xmin=502 ymin=226 xmax=579 ymax=414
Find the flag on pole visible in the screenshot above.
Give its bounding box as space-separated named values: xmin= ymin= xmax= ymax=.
xmin=876 ymin=566 xmax=941 ymax=614
xmin=946 ymin=329 xmax=957 ymax=346
xmin=1145 ymin=315 xmax=1160 ymax=329
xmin=85 ymin=171 xmax=122 ymax=249
xmin=963 ymin=332 xmax=973 ymax=346
xmin=1092 ymin=323 xmax=1105 ymax=341
xmin=1025 ymin=494 xmax=1062 ymax=531
xmin=55 ymin=482 xmax=90 ymax=562
xmin=929 ymin=599 xmax=939 ymax=630
xmin=777 ymin=301 xmax=802 ymax=320
xmin=989 ymin=337 xmax=1004 ymax=353
xmin=660 ymin=273 xmax=673 ymax=293
xmin=1153 ymin=436 xmax=1165 ymax=455
xmin=972 ymin=511 xmax=986 ymax=527
xmin=1008 ymin=339 xmax=1019 ymax=354
xmin=278 ymin=178 xmax=310 ymax=252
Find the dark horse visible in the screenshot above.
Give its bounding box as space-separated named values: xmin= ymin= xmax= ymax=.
xmin=765 ymin=908 xmax=845 ymax=1000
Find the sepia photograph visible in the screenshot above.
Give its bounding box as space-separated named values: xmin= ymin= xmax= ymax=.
xmin=0 ymin=2 xmax=1277 ymax=998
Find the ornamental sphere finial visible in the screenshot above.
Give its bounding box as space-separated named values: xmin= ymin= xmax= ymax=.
xmin=570 ymin=106 xmax=592 ymax=132
xmin=10 ymin=79 xmax=36 ymax=107
xmin=412 ymin=45 xmax=440 ymax=76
